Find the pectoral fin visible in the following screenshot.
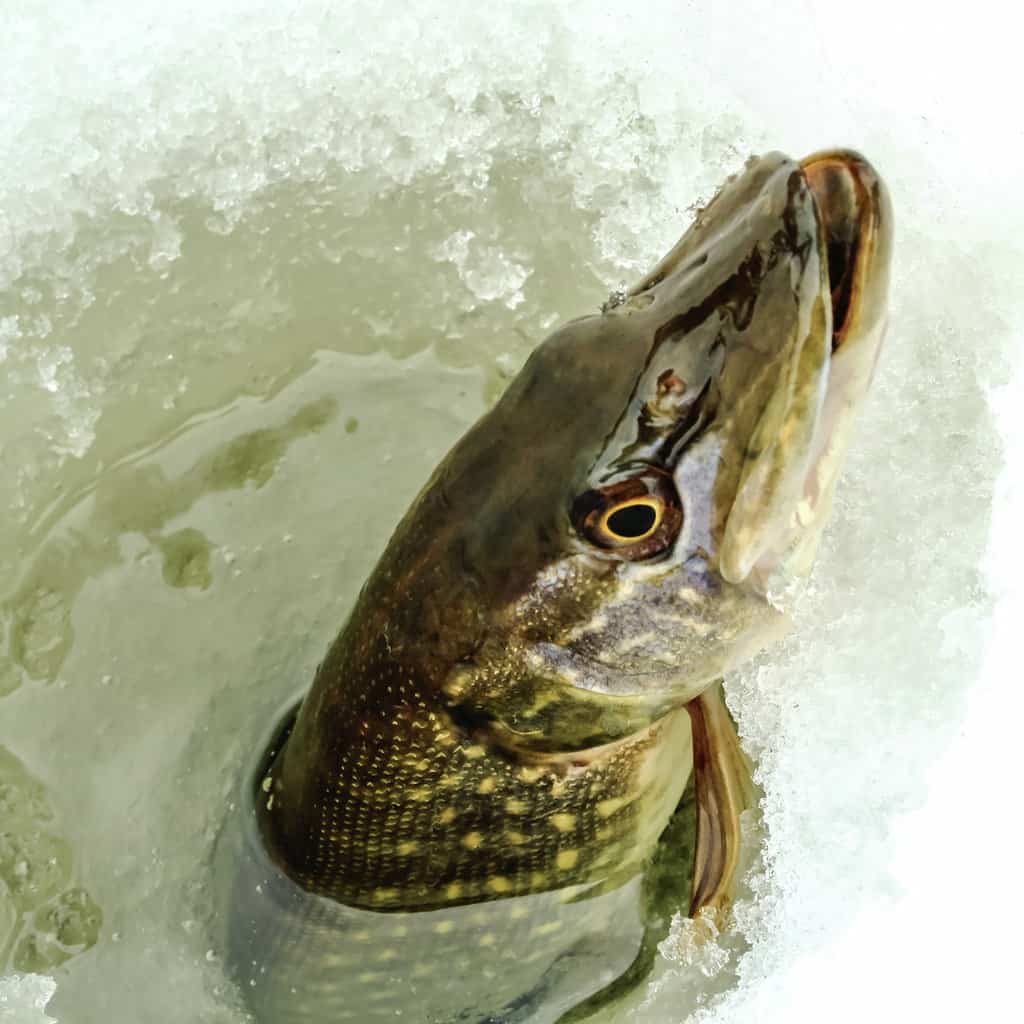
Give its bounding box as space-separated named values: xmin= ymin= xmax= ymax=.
xmin=685 ymin=681 xmax=757 ymax=927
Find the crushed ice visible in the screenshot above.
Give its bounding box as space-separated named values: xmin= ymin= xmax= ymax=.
xmin=0 ymin=975 xmax=55 ymax=1023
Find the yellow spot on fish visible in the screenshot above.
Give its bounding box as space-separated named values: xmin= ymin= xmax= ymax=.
xmin=596 ymin=826 xmax=613 ymax=841
xmin=408 ymin=787 xmax=431 ymax=802
xmin=532 ymin=920 xmax=563 ymax=937
xmin=438 ymin=806 xmax=457 ymax=825
xmin=376 ymin=948 xmax=399 ymax=963
xmin=510 ymin=906 xmax=529 ymax=920
xmin=530 ymin=871 xmax=547 ymax=887
xmin=397 ymin=840 xmax=419 ymax=856
xmin=479 ymin=933 xmax=497 ymax=947
xmin=487 ymin=876 xmax=513 ymax=894
xmin=556 ymin=849 xmax=579 ymax=870
xmin=550 ymin=813 xmax=576 ymax=833
xmin=477 ymin=776 xmax=497 ymax=795
xmin=505 ymin=797 xmax=527 ymax=814
xmin=352 ymin=929 xmax=371 ymax=941
xmin=372 ymin=887 xmax=399 ymax=902
xmin=464 ymin=745 xmax=486 ymax=760
xmin=520 ymin=766 xmax=544 ymax=782
xmin=357 ymin=971 xmax=383 ymax=983
xmin=443 ymin=678 xmax=467 ymax=697
xmin=505 ymin=830 xmax=527 ymax=845
xmin=391 ymin=924 xmax=409 ymax=938
xmin=433 ymin=921 xmax=455 ymax=935
xmin=462 ymin=831 xmax=483 ymax=850
xmin=596 ymin=797 xmax=628 ymax=818
xmin=412 ymin=962 xmax=435 ymax=978
xmin=414 ymin=758 xmax=430 ymax=771
xmin=445 ymin=882 xmax=463 ymax=900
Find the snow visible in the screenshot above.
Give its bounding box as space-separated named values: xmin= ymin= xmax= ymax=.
xmin=0 ymin=975 xmax=55 ymax=1024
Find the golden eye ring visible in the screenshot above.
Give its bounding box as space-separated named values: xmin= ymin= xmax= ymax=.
xmin=598 ymin=497 xmax=664 ymax=543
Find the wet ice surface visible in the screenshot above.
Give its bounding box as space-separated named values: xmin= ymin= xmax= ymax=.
xmin=0 ymin=975 xmax=55 ymax=1023
xmin=1 ymin=0 xmax=1022 ymax=1021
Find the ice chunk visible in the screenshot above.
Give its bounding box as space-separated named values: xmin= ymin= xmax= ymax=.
xmin=433 ymin=231 xmax=530 ymax=308
xmin=0 ymin=974 xmax=56 ymax=1024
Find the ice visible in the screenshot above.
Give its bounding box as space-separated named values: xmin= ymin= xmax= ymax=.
xmin=1 ymin=0 xmax=1022 ymax=1021
xmin=432 ymin=231 xmax=531 ymax=308
xmin=0 ymin=318 xmax=18 ymax=364
xmin=0 ymin=975 xmax=56 ymax=1024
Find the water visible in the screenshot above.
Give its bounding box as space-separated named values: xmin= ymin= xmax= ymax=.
xmin=2 ymin=1 xmax=1022 ymax=1021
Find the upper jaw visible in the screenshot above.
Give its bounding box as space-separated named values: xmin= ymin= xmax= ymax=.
xmin=750 ymin=150 xmax=893 ymax=595
xmin=716 ymin=150 xmax=893 ymax=596
xmin=800 ymin=149 xmax=893 ymax=354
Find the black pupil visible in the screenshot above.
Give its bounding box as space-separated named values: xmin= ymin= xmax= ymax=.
xmin=607 ymin=503 xmax=657 ymax=539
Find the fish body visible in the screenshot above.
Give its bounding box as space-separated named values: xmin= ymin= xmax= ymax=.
xmin=217 ymin=149 xmax=892 ymax=1022
xmin=218 ymin=711 xmax=692 ymax=1022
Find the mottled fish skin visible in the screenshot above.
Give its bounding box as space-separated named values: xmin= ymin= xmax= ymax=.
xmin=221 ymin=150 xmax=892 ymax=1022
xmin=219 ymin=752 xmax=684 ymax=1023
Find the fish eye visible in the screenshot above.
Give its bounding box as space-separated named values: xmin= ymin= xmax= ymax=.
xmin=601 ymin=499 xmax=662 ymax=541
xmin=572 ymin=471 xmax=682 ymax=560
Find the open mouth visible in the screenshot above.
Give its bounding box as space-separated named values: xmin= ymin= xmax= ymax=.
xmin=800 ymin=150 xmax=888 ymax=352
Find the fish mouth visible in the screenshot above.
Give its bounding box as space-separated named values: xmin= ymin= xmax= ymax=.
xmin=719 ymin=150 xmax=893 ymax=593
xmin=765 ymin=150 xmax=892 ymax=589
xmin=800 ymin=149 xmax=892 ymax=355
